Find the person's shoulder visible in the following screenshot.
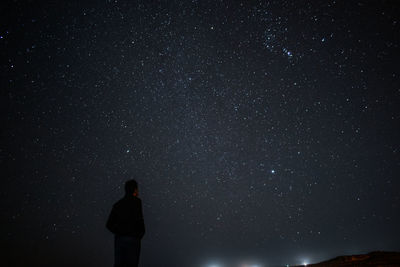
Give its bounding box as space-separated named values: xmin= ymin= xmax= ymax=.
xmin=128 ymin=196 xmax=141 ymax=204
xmin=114 ymin=197 xmax=126 ymax=206
xmin=128 ymin=196 xmax=142 ymax=207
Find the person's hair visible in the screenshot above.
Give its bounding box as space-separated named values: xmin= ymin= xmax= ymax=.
xmin=124 ymin=179 xmax=138 ymax=195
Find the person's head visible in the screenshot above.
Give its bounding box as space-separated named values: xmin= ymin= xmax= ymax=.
xmin=125 ymin=179 xmax=138 ymax=197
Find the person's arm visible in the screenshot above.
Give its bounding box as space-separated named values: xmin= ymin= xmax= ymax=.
xmin=137 ymin=199 xmax=145 ymax=238
xmin=106 ymin=205 xmax=118 ymax=233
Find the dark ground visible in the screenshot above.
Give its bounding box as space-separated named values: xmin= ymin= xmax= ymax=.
xmin=292 ymin=251 xmax=400 ymax=267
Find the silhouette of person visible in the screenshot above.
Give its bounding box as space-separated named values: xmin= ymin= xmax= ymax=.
xmin=106 ymin=179 xmax=145 ymax=267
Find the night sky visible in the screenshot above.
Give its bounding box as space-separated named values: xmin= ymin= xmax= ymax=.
xmin=1 ymin=1 xmax=400 ymax=266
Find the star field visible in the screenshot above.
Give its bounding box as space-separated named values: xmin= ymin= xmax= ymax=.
xmin=1 ymin=1 xmax=399 ymax=266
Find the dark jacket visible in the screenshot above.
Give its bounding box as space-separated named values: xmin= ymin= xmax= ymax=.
xmin=106 ymin=195 xmax=145 ymax=239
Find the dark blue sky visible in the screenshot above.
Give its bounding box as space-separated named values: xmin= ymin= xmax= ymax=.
xmin=1 ymin=1 xmax=399 ymax=266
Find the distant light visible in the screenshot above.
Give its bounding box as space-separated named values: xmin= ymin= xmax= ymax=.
xmin=271 ymin=169 xmax=275 ymax=174
xmin=240 ymin=264 xmax=261 ymax=267
xmin=303 ymin=262 xmax=308 ymax=266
